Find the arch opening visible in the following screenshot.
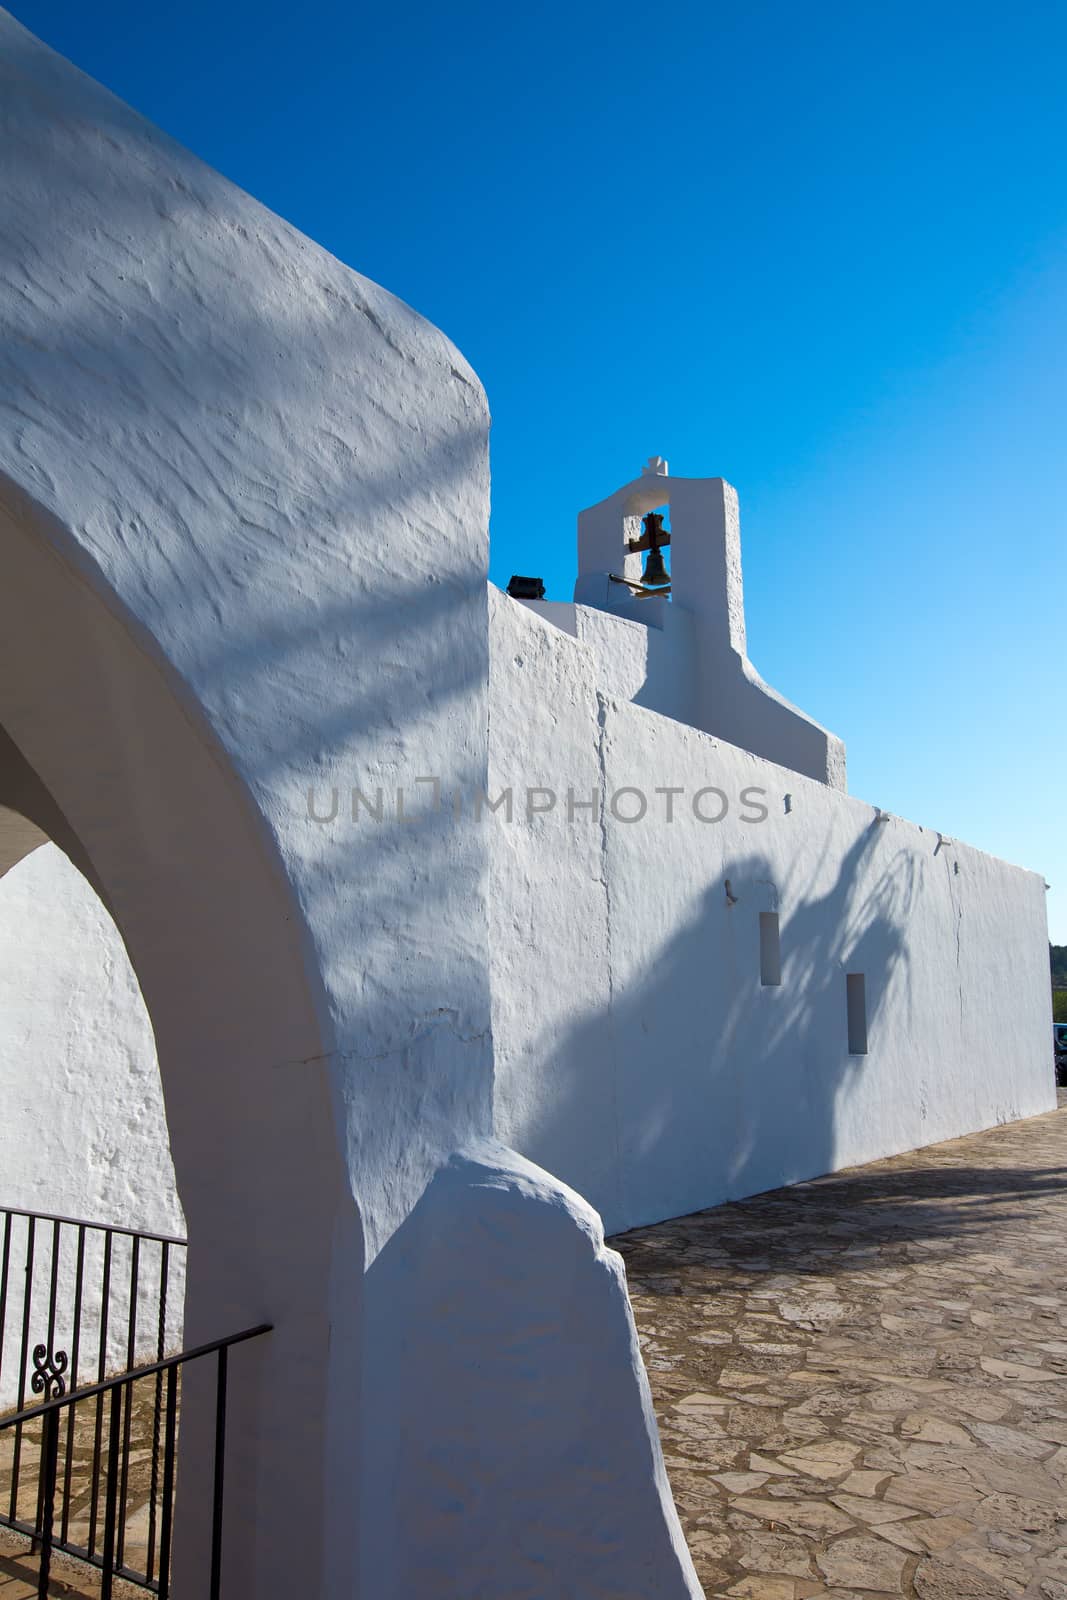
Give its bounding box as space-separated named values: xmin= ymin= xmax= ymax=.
xmin=0 ymin=817 xmax=185 ymax=1394
xmin=0 ymin=485 xmax=363 ymax=1598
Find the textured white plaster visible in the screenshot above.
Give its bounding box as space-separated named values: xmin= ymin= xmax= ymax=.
xmin=0 ymin=16 xmax=697 ymax=1598
xmin=488 ymin=590 xmax=620 ymax=1218
xmin=489 ymin=592 xmax=1055 ymax=1236
xmin=361 ymin=1140 xmax=701 ymax=1599
xmin=519 ymin=595 xmax=700 ymax=729
xmin=0 ymin=845 xmax=177 ymax=1230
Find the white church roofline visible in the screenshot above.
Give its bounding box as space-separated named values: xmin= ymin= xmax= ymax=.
xmin=498 ymin=465 xmax=847 ymax=787
xmin=493 ymin=577 xmax=1045 ymax=885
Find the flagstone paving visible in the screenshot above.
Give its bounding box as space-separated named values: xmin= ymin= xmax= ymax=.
xmin=614 ymin=1092 xmax=1067 ymax=1600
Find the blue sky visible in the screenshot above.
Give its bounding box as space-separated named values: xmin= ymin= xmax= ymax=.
xmin=13 ymin=0 xmax=1066 ymax=941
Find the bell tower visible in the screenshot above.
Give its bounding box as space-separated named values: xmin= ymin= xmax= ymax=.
xmin=573 ymin=461 xmax=845 ymax=789
xmin=574 ymin=458 xmax=748 ymax=661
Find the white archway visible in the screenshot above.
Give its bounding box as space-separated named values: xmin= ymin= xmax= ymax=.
xmin=0 ymin=489 xmax=361 ymax=1595
xmin=0 ymin=16 xmax=703 ymax=1595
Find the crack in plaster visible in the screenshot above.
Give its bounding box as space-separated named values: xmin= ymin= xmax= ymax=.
xmin=269 ymin=1010 xmax=492 ymax=1072
xmin=595 ymin=692 xmax=625 ymax=1224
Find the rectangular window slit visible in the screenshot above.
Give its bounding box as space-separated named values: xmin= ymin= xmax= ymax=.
xmin=846 ymin=972 xmax=868 ymax=1054
xmin=759 ymin=912 xmax=781 ymax=987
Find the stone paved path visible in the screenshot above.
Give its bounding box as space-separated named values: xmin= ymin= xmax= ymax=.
xmin=614 ymin=1094 xmax=1067 ymax=1600
xmin=0 ymin=1378 xmax=172 ymax=1597
xmin=0 ymin=1530 xmax=142 ymax=1598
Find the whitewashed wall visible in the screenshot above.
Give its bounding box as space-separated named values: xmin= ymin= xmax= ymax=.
xmin=0 ymin=843 xmax=184 ymax=1407
xmin=0 ymin=12 xmax=1049 ymax=1587
xmin=488 ymin=589 xmax=1056 ymax=1236
xmin=0 ymin=16 xmax=702 ymax=1594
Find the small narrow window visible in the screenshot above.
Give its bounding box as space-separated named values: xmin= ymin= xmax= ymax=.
xmin=759 ymin=912 xmax=781 ymax=987
xmin=846 ymin=972 xmax=868 ymax=1054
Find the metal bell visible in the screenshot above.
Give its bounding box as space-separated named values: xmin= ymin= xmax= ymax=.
xmin=640 ymin=512 xmax=670 ymax=589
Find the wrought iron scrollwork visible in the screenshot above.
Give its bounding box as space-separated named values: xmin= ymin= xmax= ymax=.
xmin=31 ymin=1343 xmax=68 ymax=1400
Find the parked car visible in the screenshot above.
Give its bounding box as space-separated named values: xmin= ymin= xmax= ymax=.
xmin=1056 ymin=1022 xmax=1067 ymax=1086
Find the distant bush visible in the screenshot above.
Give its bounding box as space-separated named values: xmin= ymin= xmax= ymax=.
xmin=1053 ymin=945 xmax=1067 ymax=987
xmin=1055 ymin=990 xmax=1067 ymax=1025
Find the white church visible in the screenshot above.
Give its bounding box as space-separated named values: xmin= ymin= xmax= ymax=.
xmin=0 ymin=11 xmax=1054 ymax=1598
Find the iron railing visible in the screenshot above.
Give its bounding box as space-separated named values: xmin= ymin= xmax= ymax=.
xmin=0 ymin=1322 xmax=271 ymax=1597
xmin=0 ymin=1206 xmax=187 ymax=1529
